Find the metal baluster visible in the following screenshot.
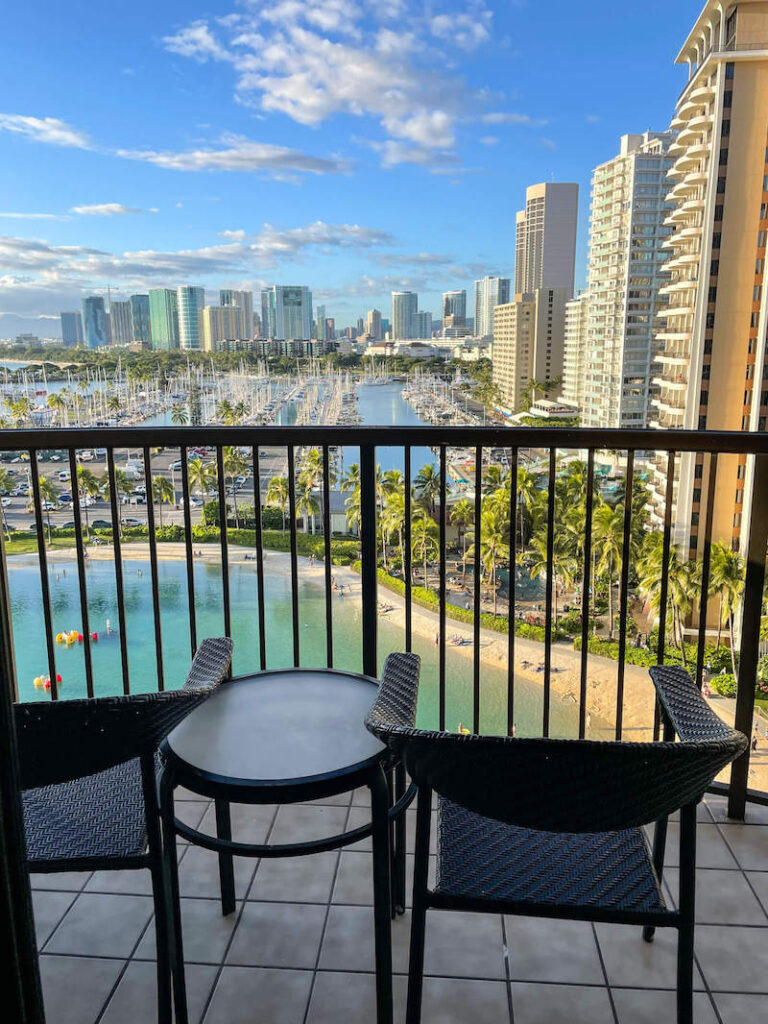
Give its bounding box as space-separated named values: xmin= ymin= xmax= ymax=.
xmin=615 ymin=450 xmax=635 ymax=739
xmin=143 ymin=447 xmax=164 ymax=690
xmin=543 ymin=448 xmax=556 ymax=738
xmin=252 ymin=445 xmax=267 ymax=671
xmin=179 ymin=447 xmax=197 ymax=658
xmin=404 ymin=446 xmax=412 ymax=654
xmin=730 ymin=452 xmax=768 ymax=819
xmin=28 ymin=450 xmax=58 ymax=700
xmin=439 ymin=445 xmax=447 ymax=731
xmin=68 ymin=449 xmax=94 ymax=698
xmin=216 ymin=445 xmax=232 ymax=640
xmin=360 ymin=444 xmax=378 ymax=678
xmin=578 ymin=450 xmax=595 ymax=739
xmin=287 ymin=446 xmax=300 ymax=667
xmin=507 ymin=447 xmax=518 ymax=737
xmin=322 ymin=444 xmax=333 ymax=668
xmin=695 ymin=452 xmax=718 ymax=689
xmin=653 ymin=451 xmax=676 ymax=740
xmin=106 ymin=449 xmax=130 ymax=694
xmin=472 ymin=445 xmax=482 ymax=734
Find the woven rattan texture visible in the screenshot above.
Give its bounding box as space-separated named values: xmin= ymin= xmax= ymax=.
xmin=23 ymin=758 xmax=146 ymax=865
xmin=366 ymin=663 xmax=747 ymax=832
xmin=435 ymin=798 xmax=668 ymax=914
xmin=14 ymin=637 xmax=233 ymax=789
xmin=649 ymin=665 xmax=734 ymax=741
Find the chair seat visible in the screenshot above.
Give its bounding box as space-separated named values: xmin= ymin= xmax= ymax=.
xmin=23 ymin=758 xmax=148 ymax=867
xmin=435 ymin=798 xmax=668 ymax=915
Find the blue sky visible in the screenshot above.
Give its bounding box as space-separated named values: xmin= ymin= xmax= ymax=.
xmin=0 ymin=0 xmax=699 ymax=336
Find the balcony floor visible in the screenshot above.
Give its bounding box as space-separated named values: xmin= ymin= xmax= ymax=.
xmin=31 ymin=792 xmax=768 ymax=1024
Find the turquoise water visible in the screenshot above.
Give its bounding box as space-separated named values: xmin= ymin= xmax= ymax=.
xmin=8 ymin=556 xmax=579 ymax=737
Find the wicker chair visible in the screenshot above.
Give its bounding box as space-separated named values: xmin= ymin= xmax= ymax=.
xmin=15 ymin=636 xmax=233 ymax=1024
xmin=365 ymin=662 xmax=746 ymax=1024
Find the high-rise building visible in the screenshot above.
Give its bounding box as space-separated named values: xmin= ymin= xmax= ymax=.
xmin=413 ymin=311 xmax=433 ymax=338
xmin=492 ymin=289 xmax=569 ymax=410
xmin=474 ymin=276 xmax=511 ymax=338
xmin=177 ymin=286 xmax=205 ymax=350
xmin=581 ymin=132 xmax=676 ymax=429
xmin=82 ymin=296 xmax=108 ymax=349
xmin=220 ymin=289 xmax=253 ymax=339
xmin=109 ymin=300 xmax=134 ymax=345
xmin=261 ymin=286 xmax=313 ymax=339
xmin=202 ymin=305 xmax=241 ymax=352
xmin=325 ymin=317 xmax=335 ymax=339
xmin=365 ymin=309 xmax=382 ymax=340
xmin=253 ymin=312 xmax=262 ymax=339
xmin=129 ymin=295 xmax=151 ymax=345
xmin=649 ymin=0 xmax=768 ymax=558
xmin=60 ymin=311 xmax=83 ymax=345
xmin=148 ymin=289 xmax=179 ymax=350
xmin=392 ymin=291 xmax=418 ymax=339
xmin=442 ymin=290 xmax=466 ymax=322
xmin=562 ymin=293 xmax=591 ymax=410
xmin=514 ymin=182 xmax=579 ymax=295
xmin=356 ymin=317 xmax=365 ymax=336
xmin=314 ymin=304 xmax=327 ymax=341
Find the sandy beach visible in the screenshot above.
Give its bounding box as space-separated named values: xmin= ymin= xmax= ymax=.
xmin=15 ymin=541 xmax=768 ymax=791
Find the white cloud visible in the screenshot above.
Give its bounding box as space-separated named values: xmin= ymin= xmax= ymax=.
xmin=430 ymin=3 xmax=493 ymax=51
xmin=0 ymin=211 xmax=69 ymax=220
xmin=482 ymin=111 xmax=548 ymax=126
xmin=478 ymin=135 xmax=498 ymax=146
xmin=0 ymin=113 xmax=91 ymax=149
xmin=219 ymin=228 xmax=247 ymax=240
xmin=540 ymin=137 xmax=557 ymax=151
xmin=118 ymin=136 xmax=350 ymax=178
xmin=161 ymin=3 xmax=500 ymax=167
xmin=70 ymin=203 xmax=158 ymax=216
xmin=585 ymin=114 xmax=600 ymax=123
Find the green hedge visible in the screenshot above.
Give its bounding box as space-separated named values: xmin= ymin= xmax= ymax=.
xmin=711 ymin=673 xmax=737 ymax=697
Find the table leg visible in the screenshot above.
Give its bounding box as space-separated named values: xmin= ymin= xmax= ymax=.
xmin=215 ymin=799 xmax=236 ymax=916
xmin=159 ymin=768 xmax=189 ymax=1024
xmin=394 ymin=762 xmax=407 ymax=915
xmin=370 ymin=764 xmax=393 ymax=1024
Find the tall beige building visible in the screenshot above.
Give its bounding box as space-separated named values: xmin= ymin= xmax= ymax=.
xmin=649 ymin=0 xmax=768 ymax=557
xmin=201 ymin=305 xmax=241 ymax=352
xmin=514 ymin=183 xmax=579 ymax=295
xmin=493 ymin=289 xmax=569 ymax=410
xmin=582 ymin=132 xmax=676 ymax=429
xmin=365 ymin=308 xmax=382 ymax=340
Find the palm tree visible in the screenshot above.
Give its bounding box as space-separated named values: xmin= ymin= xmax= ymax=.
xmin=46 ymin=391 xmax=67 ymax=425
xmin=592 ymin=501 xmax=625 ymax=639
xmin=8 ymin=396 xmax=33 ymax=427
xmin=341 ymin=463 xmax=362 ymax=536
xmin=170 ymin=404 xmax=189 ymax=426
xmin=152 ymin=476 xmax=174 ymax=528
xmin=101 ymin=468 xmax=132 ymax=538
xmin=516 ymin=466 xmax=539 ymax=549
xmin=710 ymin=542 xmax=745 ymax=676
xmin=75 ymin=465 xmax=100 ymax=538
xmin=414 ymin=463 xmax=440 ymax=516
xmin=0 ymin=467 xmax=12 ymax=540
xmin=266 ymin=476 xmax=290 ymax=533
xmin=38 ymin=476 xmax=59 ymax=544
xmin=450 ymin=498 xmax=474 ymax=581
xmin=411 ymin=511 xmax=439 ymax=587
xmin=466 ymin=507 xmax=508 ymax=617
xmin=187 ymin=459 xmax=216 ymax=502
xmin=482 ymin=463 xmax=506 ymax=495
xmin=528 ymin=529 xmax=578 ymax=624
xmin=296 ymin=478 xmax=320 ymax=534
xmin=216 ymin=399 xmax=234 ymax=424
xmin=107 ymin=395 xmax=122 ymax=416
xmin=638 ymin=537 xmax=699 ymax=666
xmin=222 ymin=447 xmax=249 ymax=528
xmin=381 ymin=488 xmax=406 ymax=570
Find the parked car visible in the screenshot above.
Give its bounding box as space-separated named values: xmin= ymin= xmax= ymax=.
xmin=91 ymin=520 xmax=112 ymax=530
xmin=41 ymin=501 xmax=57 ymax=512
xmin=11 ymin=486 xmax=27 ymax=496
xmin=49 ymin=454 xmax=62 ymax=462
xmin=57 ymin=471 xmax=70 ymax=481
xmin=121 ymin=516 xmax=142 ymax=527
xmin=1 ymin=497 xmax=11 ymax=508
xmin=169 ymin=460 xmax=183 ymax=471
xmin=58 ymin=492 xmax=72 ymax=503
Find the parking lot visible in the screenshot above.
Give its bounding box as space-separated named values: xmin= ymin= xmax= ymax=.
xmin=0 ymin=446 xmax=289 ymax=535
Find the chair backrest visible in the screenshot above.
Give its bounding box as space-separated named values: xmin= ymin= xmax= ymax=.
xmin=14 ymin=637 xmax=233 ymax=790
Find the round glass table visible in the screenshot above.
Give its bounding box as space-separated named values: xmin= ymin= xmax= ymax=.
xmin=159 ymin=667 xmax=407 ymax=1024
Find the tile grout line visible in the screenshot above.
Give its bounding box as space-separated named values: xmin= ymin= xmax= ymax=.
xmin=197 ymin=802 xmax=280 ymax=1024
xmin=500 ymin=915 xmax=516 ymax=1024
xmin=590 ymin=921 xmax=619 ymax=1024
xmin=301 ymin=791 xmax=353 ymax=1024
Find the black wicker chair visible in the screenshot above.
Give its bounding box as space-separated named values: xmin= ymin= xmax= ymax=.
xmin=15 ymin=636 xmax=233 ymax=1024
xmin=365 ymin=663 xmax=746 ymax=1024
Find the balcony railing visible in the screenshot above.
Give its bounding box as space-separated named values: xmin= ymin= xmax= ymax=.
xmin=1 ymin=424 xmax=767 ymax=823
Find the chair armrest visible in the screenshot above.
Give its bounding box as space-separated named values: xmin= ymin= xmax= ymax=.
xmin=649 ymin=665 xmax=736 ymax=742
xmin=365 ymin=652 xmax=421 ymax=737
xmin=183 ymin=637 xmax=233 ymax=693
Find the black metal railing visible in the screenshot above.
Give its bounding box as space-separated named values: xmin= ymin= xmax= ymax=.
xmin=0 ymin=425 xmax=767 ymax=820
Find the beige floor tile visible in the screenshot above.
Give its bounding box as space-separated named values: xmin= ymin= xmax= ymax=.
xmin=226 ymin=901 xmax=326 ymax=968
xmin=135 ymin=897 xmax=240 ymax=964
xmin=595 ymin=923 xmax=704 ymax=990
xmin=32 ymin=890 xmax=77 ymax=948
xmin=511 ymin=982 xmax=613 ymax=1023
xmin=305 ymin=971 xmax=408 ymax=1024
xmin=695 ymin=924 xmax=768 ymax=993
xmin=664 ymin=867 xmax=767 ymax=924
xmin=40 ymin=955 xmax=124 ymax=1024
xmin=714 ymin=991 xmax=768 ymax=1023
xmin=421 ymin=976 xmax=510 ymax=1024
xmin=203 ymin=966 xmax=313 ymax=1024
xmin=504 ymin=916 xmax=604 ymax=984
xmin=44 ymin=892 xmax=153 ymax=958
xmin=717 ymin=825 xmax=768 ymax=870
xmin=249 ymin=850 xmax=339 ymax=903
xmin=612 ymin=988 xmax=718 ymax=1023
xmin=99 ymin=960 xmax=217 ymax=1024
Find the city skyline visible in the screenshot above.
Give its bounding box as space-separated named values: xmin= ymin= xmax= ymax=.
xmin=0 ymin=1 xmax=700 ymax=336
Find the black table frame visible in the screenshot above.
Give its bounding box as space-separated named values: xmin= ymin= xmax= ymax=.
xmin=158 ymin=668 xmax=414 ymax=1024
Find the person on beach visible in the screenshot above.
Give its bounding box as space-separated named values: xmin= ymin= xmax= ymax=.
xmin=753 ymin=734 xmax=759 ymax=752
